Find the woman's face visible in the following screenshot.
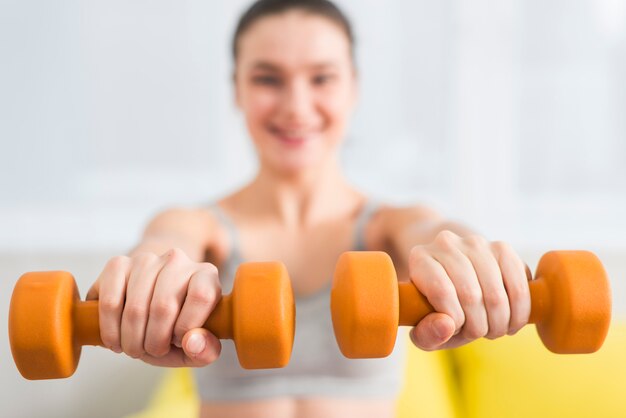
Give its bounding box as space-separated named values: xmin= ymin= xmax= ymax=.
xmin=234 ymin=11 xmax=357 ymax=175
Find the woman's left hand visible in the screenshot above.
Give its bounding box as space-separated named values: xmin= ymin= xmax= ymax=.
xmin=407 ymin=230 xmax=532 ymax=351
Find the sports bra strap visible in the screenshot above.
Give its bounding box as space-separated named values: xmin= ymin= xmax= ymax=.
xmin=207 ymin=204 xmax=244 ymax=266
xmin=352 ymin=199 xmax=380 ymax=251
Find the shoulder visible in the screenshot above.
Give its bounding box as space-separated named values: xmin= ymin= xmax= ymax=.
xmin=365 ymin=203 xmax=443 ymax=249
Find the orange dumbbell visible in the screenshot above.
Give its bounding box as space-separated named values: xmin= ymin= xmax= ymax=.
xmin=10 ymin=262 xmax=295 ymax=380
xmin=331 ymin=251 xmax=611 ymax=358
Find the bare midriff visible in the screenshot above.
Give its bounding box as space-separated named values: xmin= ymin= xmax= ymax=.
xmin=200 ymin=397 xmax=396 ymax=418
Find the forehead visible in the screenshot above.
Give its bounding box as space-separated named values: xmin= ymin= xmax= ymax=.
xmin=236 ymin=11 xmax=352 ymax=71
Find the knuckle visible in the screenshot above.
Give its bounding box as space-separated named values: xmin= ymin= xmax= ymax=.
xmin=507 ymin=328 xmax=520 ymax=336
xmin=509 ymin=318 xmax=526 ymax=334
xmin=460 ymin=287 xmax=483 ymax=307
xmin=106 ymin=255 xmax=129 ymax=273
xmin=409 ymin=248 xmax=433 ymax=274
xmin=464 ymin=234 xmax=487 ymax=249
xmin=133 ymin=252 xmax=159 ymax=269
xmin=507 ymin=318 xmax=524 ymax=334
xmin=100 ymin=296 xmax=123 ymax=313
xmin=100 ymin=330 xmax=119 ymax=348
xmin=510 ymin=308 xmax=530 ymax=331
xmin=409 ymin=246 xmax=429 ymax=265
xmin=121 ymin=339 xmax=144 ymax=359
xmin=434 ymin=230 xmax=458 ymax=249
xmin=509 ymin=282 xmax=529 ymax=306
xmin=124 ymin=302 xmax=148 ymax=322
xmin=150 ymin=299 xmax=179 ymax=319
xmin=453 ymin=315 xmax=466 ymax=331
xmin=165 ymin=247 xmax=188 ymax=263
xmin=427 ymin=283 xmax=450 ymax=303
xmin=463 ymin=323 xmax=488 ymax=340
xmin=486 ymin=328 xmax=507 ymax=340
xmin=519 ymin=260 xmax=533 ymax=281
xmin=199 ymin=262 xmax=219 ymax=278
xmin=126 ymin=348 xmax=144 ymax=359
xmin=491 ymin=240 xmax=512 ymax=255
xmin=187 ymin=286 xmax=218 ymax=307
xmin=483 ymin=290 xmax=506 ymax=309
xmin=144 ymin=339 xmax=169 ymax=358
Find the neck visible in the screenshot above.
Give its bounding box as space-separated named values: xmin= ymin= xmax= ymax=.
xmin=241 ymin=158 xmax=362 ymax=228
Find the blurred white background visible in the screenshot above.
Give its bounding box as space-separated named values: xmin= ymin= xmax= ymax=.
xmin=1 ymin=0 xmax=625 ymax=417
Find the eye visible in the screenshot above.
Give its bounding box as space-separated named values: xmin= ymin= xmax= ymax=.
xmin=312 ymin=74 xmax=335 ymax=86
xmin=252 ymin=75 xmax=281 ymax=86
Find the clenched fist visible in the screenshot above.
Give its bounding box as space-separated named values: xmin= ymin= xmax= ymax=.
xmin=87 ymin=248 xmax=222 ymax=367
xmin=408 ymin=231 xmax=531 ymax=351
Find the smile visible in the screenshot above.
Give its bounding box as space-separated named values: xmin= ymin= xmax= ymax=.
xmin=269 ymin=125 xmax=320 ymax=145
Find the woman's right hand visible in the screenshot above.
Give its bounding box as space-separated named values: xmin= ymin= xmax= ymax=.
xmin=86 ymin=247 xmax=222 ymax=367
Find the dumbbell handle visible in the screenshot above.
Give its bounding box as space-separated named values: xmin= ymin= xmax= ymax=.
xmin=72 ymin=302 xmax=102 ymax=346
xmin=71 ymin=296 xmax=235 ymax=347
xmin=397 ymin=279 xmax=545 ymax=326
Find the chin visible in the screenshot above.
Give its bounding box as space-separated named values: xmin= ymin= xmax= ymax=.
xmin=266 ymin=153 xmax=328 ymax=176
xmin=253 ymin=135 xmax=341 ymax=175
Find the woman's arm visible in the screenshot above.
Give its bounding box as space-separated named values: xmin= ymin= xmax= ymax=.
xmin=128 ymin=207 xmax=221 ymax=261
xmin=370 ymin=205 xmax=474 ymax=266
xmin=372 ymin=205 xmax=531 ymax=352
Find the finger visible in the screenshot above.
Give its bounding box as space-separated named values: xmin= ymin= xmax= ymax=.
xmin=464 ymin=237 xmax=510 ymax=340
xmin=409 ymin=248 xmax=465 ymax=331
xmin=492 ymin=242 xmax=531 ymax=335
xmin=432 ymin=248 xmax=488 ymax=341
xmin=409 ymin=313 xmax=456 ymax=351
xmin=144 ymin=250 xmax=194 ymax=357
xmin=430 ymin=332 xmax=475 ymax=350
xmin=181 ymin=328 xmax=222 ymax=366
xmin=121 ymin=253 xmax=165 ymax=358
xmin=96 ymin=256 xmax=131 ymax=353
xmin=139 ymin=328 xmax=221 ymax=368
xmin=172 ymin=264 xmax=221 ymax=346
xmin=86 ymin=281 xmax=99 ymax=301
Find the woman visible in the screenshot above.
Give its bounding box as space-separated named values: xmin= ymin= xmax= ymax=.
xmin=87 ymin=1 xmax=531 ymax=417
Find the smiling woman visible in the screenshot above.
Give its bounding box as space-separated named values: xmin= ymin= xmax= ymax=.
xmin=3 ymin=0 xmax=625 ymax=417
xmin=80 ymin=1 xmax=538 ymax=417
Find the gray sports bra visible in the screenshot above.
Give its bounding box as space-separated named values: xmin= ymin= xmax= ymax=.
xmin=192 ymin=200 xmax=407 ymax=401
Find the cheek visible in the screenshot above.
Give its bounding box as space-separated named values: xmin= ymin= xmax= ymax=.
xmin=243 ymin=89 xmax=279 ymax=133
xmin=320 ymin=88 xmax=353 ymax=132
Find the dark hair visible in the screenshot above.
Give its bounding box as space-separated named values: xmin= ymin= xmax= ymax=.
xmin=232 ymin=0 xmax=355 ymax=63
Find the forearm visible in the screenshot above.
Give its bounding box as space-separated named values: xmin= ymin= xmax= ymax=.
xmin=388 ymin=219 xmax=476 ymax=268
xmin=126 ymin=208 xmax=218 ymax=263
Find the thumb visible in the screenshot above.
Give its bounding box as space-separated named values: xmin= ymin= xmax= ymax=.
xmin=182 ymin=328 xmax=221 ymax=367
xmin=410 ymin=313 xmax=455 ymax=351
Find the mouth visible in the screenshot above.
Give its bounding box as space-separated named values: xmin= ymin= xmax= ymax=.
xmin=268 ymin=125 xmax=320 ymax=147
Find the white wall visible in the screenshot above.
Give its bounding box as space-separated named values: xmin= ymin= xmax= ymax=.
xmin=1 ymin=0 xmax=624 ymax=252
xmin=1 ymin=0 xmax=625 ymax=417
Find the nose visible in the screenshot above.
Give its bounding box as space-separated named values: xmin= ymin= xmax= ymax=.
xmin=278 ymin=78 xmax=315 ymax=123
